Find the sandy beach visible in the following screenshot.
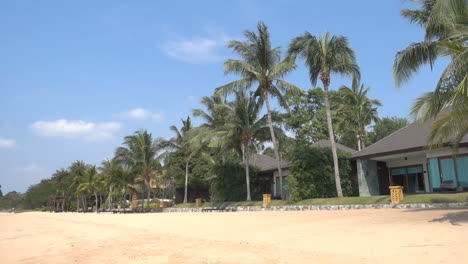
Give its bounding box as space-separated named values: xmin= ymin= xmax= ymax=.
xmin=1 ymin=209 xmax=467 ymax=264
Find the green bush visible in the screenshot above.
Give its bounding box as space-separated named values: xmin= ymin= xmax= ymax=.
xmin=288 ymin=145 xmax=355 ymax=201
xmin=210 ymin=162 xmax=261 ymax=202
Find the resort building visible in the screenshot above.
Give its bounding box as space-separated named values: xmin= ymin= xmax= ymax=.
xmin=353 ymin=119 xmax=468 ymax=196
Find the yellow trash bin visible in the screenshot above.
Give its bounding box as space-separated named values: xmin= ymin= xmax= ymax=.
xmin=195 ymin=198 xmax=202 ymax=208
xmin=263 ymin=194 xmax=272 ymax=207
xmin=389 ymin=186 xmax=404 ymax=204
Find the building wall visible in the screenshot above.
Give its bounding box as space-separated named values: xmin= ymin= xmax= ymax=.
xmin=357 ymin=147 xmax=468 ymax=196
xmin=357 ymin=159 xmax=380 ymax=196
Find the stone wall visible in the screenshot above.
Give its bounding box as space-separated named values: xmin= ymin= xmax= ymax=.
xmin=357 ymin=159 xmax=380 ymax=196
xmin=157 ymin=202 xmax=468 ymax=213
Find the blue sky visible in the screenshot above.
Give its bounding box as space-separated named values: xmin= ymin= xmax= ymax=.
xmin=0 ymin=0 xmax=446 ymax=193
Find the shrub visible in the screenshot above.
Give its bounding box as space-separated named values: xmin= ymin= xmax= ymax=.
xmin=210 ymin=162 xmax=261 ymax=202
xmin=288 ymin=145 xmax=355 ymax=201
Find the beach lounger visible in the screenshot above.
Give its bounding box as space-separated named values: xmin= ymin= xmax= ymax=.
xmin=202 ymin=202 xmax=235 ymax=212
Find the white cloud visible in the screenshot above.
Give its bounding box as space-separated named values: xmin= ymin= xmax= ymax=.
xmin=117 ymin=108 xmax=164 ymax=122
xmin=0 ymin=138 xmax=16 ymax=148
xmin=31 ymin=119 xmax=121 ymax=141
xmin=163 ymin=34 xmax=230 ymax=64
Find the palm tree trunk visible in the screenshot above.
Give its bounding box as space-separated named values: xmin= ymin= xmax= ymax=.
xmin=82 ymin=194 xmax=86 ymax=212
xmin=244 ymin=144 xmax=252 ymax=201
xmin=263 ymin=91 xmax=284 ymax=199
xmin=184 ymin=159 xmax=189 ymax=203
xmin=360 ymin=132 xmax=366 ymax=150
xmin=323 ymin=82 xmax=343 ymax=197
xmin=76 ymin=197 xmax=79 ymax=212
xmin=357 ymin=135 xmax=362 ymax=151
xmin=146 ymin=185 xmax=151 ymax=212
xmin=94 ymin=191 xmax=98 ymax=213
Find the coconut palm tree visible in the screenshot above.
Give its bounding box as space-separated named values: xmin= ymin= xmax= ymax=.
xmin=228 ymin=90 xmax=277 ymax=201
xmin=99 ymin=158 xmax=124 ymax=209
xmin=157 ymin=117 xmax=203 ymax=203
xmin=192 ymin=94 xmax=232 ymax=163
xmin=215 ymin=21 xmax=302 ymax=199
xmin=51 ymin=169 xmax=70 ymax=211
xmin=77 ymin=165 xmax=103 ymax=213
xmin=115 ymin=130 xmax=160 ymax=211
xmin=288 ymin=32 xmax=360 ymax=197
xmin=394 ymin=0 xmax=467 ymax=148
xmin=69 ymin=160 xmax=87 ymax=211
xmin=337 ymin=79 xmax=382 ymax=150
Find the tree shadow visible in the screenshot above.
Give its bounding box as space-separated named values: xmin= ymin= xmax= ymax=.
xmin=403 ymin=208 xmax=468 ymax=226
xmin=429 ymin=211 xmax=468 ymax=226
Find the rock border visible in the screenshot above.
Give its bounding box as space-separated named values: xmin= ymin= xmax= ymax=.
xmin=159 ymin=202 xmax=468 ymax=213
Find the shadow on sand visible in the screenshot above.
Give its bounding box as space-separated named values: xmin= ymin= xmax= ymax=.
xmin=404 ymin=208 xmax=468 ymax=226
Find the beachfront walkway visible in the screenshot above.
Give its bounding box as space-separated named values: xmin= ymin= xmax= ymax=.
xmin=1 ymin=209 xmax=467 ymax=263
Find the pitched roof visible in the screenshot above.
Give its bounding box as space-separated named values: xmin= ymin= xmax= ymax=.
xmin=312 ymin=139 xmax=357 ymax=154
xmin=352 ymin=118 xmax=468 ymax=159
xmin=247 ymin=154 xmax=289 ymax=172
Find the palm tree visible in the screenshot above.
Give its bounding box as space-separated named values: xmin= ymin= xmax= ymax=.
xmin=77 ymin=165 xmax=102 ymax=213
xmin=337 ymin=79 xmax=382 ymax=150
xmin=115 ymin=130 xmax=160 ymax=211
xmin=288 ymin=32 xmax=360 ymax=197
xmin=99 ymin=158 xmax=124 ymax=209
xmin=394 ymin=0 xmax=467 ymax=148
xmin=51 ymin=169 xmax=70 ymax=211
xmin=69 ymin=160 xmax=87 ymax=211
xmin=228 ymin=90 xmax=276 ymax=201
xmin=158 ymin=117 xmax=201 ymax=203
xmin=192 ymin=94 xmax=232 ymax=163
xmin=215 ymin=21 xmax=302 ymax=199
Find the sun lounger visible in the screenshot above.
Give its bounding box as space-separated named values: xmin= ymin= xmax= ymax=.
xmin=202 ymin=202 xmax=236 ymax=212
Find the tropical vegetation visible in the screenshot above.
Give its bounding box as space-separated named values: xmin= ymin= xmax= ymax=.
xmin=3 ymin=6 xmax=466 ymax=210
xmin=394 ymin=0 xmax=467 ymax=148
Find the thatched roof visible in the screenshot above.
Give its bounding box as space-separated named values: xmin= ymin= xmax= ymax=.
xmin=312 ymin=139 xmax=357 ymax=154
xmin=247 ymin=154 xmax=289 ymax=172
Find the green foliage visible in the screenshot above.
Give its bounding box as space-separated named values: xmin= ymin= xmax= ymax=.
xmin=0 ymin=191 xmax=24 ymax=209
xmin=283 ymin=88 xmax=328 ymax=143
xmin=395 ymin=0 xmax=468 ymax=148
xmin=288 ymin=146 xmax=355 ymax=201
xmin=210 ymin=163 xmax=261 ymax=202
xmin=0 ymin=185 xmax=3 ymax=199
xmin=164 ymin=149 xmax=212 ymax=189
xmin=283 ymin=87 xmax=357 ymax=149
xmin=23 ymin=179 xmax=56 ymax=209
xmin=367 ymin=117 xmax=409 ymax=144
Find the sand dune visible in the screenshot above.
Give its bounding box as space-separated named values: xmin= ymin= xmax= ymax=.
xmin=1 ymin=209 xmax=467 ymax=263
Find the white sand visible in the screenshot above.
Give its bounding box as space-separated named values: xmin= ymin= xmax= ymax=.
xmin=1 ymin=209 xmax=467 ymax=263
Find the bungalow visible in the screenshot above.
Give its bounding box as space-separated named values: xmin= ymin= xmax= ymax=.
xmin=352 ymin=119 xmax=468 ymax=196
xmin=250 ymin=139 xmax=357 ymax=199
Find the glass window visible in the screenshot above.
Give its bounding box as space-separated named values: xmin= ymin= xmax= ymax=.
xmin=427 ymin=158 xmax=440 ymax=190
xmin=456 ymin=157 xmax=468 ymax=187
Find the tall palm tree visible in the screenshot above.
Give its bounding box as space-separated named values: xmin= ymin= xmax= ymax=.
xmin=337 ymin=79 xmax=382 ymax=150
xmin=99 ymin=158 xmax=124 ymax=209
xmin=228 ymin=90 xmax=275 ymax=201
xmin=69 ymin=160 xmax=87 ymax=211
xmin=115 ymin=130 xmax=160 ymax=211
xmin=288 ymin=32 xmax=360 ymax=197
xmin=394 ymin=0 xmax=467 ymax=148
xmin=51 ymin=169 xmax=70 ymax=211
xmin=215 ymin=21 xmax=302 ymax=199
xmin=158 ymin=117 xmax=201 ymax=203
xmin=77 ymin=165 xmax=102 ymax=213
